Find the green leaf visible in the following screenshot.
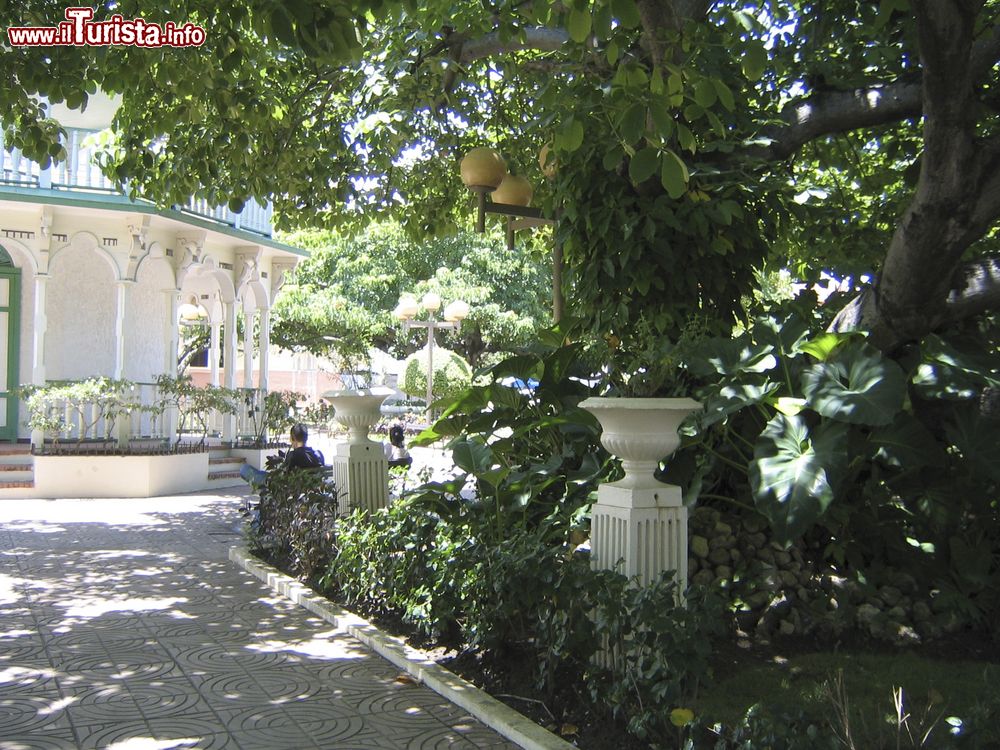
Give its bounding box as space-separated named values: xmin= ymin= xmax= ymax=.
xmin=713 ymin=79 xmax=735 ymax=111
xmin=602 ymin=144 xmax=624 ymax=171
xmin=742 ymin=42 xmax=768 ymax=80
xmin=772 ymin=396 xmax=807 ymax=416
xmin=561 ymin=118 xmax=585 ymax=152
xmin=607 ymin=40 xmax=620 ymax=65
xmin=750 ymin=415 xmax=847 ymax=543
xmin=698 ymin=382 xmax=780 ymax=428
xmin=693 ymin=79 xmax=717 ymax=108
xmin=945 ymin=403 xmax=1000 ymax=481
xmin=619 ymin=102 xmax=646 ymax=145
xmin=629 ymin=147 xmax=660 ymax=184
xmin=660 ymin=149 xmax=688 ymax=197
xmin=676 ymin=122 xmax=696 ymax=153
xmin=799 ymin=332 xmax=858 ymax=362
xmin=650 ymin=67 xmax=665 ymax=95
xmin=688 ymin=336 xmax=777 ymax=377
xmin=568 ymin=7 xmax=592 ymax=43
xmin=650 ymin=99 xmax=674 ymax=138
xmin=802 ymin=341 xmax=906 ymax=426
xmin=611 ymin=0 xmax=642 ymax=28
xmin=451 ymin=438 xmax=494 ymax=474
xmin=871 ymin=413 xmax=945 ymax=469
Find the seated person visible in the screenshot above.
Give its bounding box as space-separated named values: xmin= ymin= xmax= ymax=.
xmin=383 ymin=423 xmax=412 ymax=469
xmin=240 ymin=423 xmax=324 ymax=488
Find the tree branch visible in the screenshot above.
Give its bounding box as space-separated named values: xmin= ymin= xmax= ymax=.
xmin=754 ymin=17 xmax=1000 ymax=163
xmin=458 ymin=26 xmax=568 ymax=63
xmin=756 ymin=82 xmax=923 ymax=161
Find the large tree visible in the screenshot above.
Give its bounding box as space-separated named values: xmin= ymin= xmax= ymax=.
xmin=4 ymin=1 xmax=1000 ymax=349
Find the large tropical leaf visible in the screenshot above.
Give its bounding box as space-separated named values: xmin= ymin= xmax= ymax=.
xmin=944 ymin=403 xmax=1000 ymax=481
xmin=697 ymin=382 xmax=780 ymax=429
xmin=687 ymin=335 xmax=776 ymax=378
xmin=754 ymin=313 xmax=811 ymax=357
xmin=802 ymin=341 xmax=906 ymax=425
xmin=911 ymin=334 xmax=1000 ymax=401
xmin=870 ymin=412 xmax=945 ymax=470
xmin=750 ymin=414 xmax=847 ymax=543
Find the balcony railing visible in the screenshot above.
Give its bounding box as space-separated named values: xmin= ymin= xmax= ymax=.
xmin=0 ymin=128 xmax=273 ymax=237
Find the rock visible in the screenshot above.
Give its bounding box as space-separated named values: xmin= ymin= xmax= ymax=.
xmin=856 ymin=603 xmax=881 ymax=627
xmin=746 ymin=591 xmax=770 ymax=610
xmin=709 ymin=547 xmax=731 ymax=566
xmin=714 ymin=565 xmax=732 ymax=581
xmin=729 ymin=548 xmax=743 ymax=564
xmin=891 ymin=571 xmax=918 ymax=594
xmin=912 ymin=601 xmax=932 ymax=622
xmin=688 ymin=557 xmax=699 ymax=575
xmin=827 ymin=596 xmax=839 ymax=611
xmin=758 ymin=548 xmax=775 ymax=565
xmin=690 ymin=535 xmax=710 ymax=559
xmin=747 ymin=532 xmax=767 ymax=549
xmin=778 ymin=619 xmax=796 ymax=636
xmin=714 ymin=521 xmax=733 ymax=536
xmin=742 ymin=516 xmax=765 ymax=533
xmin=774 ymin=550 xmax=792 ymax=567
xmin=797 ymin=570 xmax=812 ymax=587
xmin=709 ymin=534 xmax=729 ymax=550
xmin=796 ymin=587 xmax=810 ymax=602
xmin=779 ymin=570 xmax=799 ymax=588
xmin=887 ymin=606 xmax=907 ymax=621
xmin=879 ymin=585 xmax=903 ymax=607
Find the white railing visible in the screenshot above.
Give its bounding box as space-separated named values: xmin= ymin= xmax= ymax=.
xmin=0 ymin=129 xmax=273 ymax=237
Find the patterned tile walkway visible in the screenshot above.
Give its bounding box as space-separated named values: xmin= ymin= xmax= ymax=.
xmin=0 ymin=492 xmax=520 ymax=750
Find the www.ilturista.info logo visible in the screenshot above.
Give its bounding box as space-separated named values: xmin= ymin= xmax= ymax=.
xmin=7 ymin=7 xmax=206 ymax=47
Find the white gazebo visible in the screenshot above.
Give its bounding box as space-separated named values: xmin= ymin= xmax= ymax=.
xmin=0 ymin=96 xmax=305 ymax=497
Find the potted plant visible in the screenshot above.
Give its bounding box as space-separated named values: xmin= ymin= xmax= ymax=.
xmin=580 ymin=316 xmax=703 ymax=489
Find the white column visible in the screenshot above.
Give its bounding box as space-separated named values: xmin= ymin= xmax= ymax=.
xmin=222 ymin=300 xmax=238 ymax=443
xmin=112 ymin=281 xmax=131 ymax=380
xmin=163 ymin=289 xmax=181 ymax=443
xmin=209 ymin=322 xmax=221 ymax=387
xmin=243 ymin=309 xmax=255 ymax=389
xmin=257 ymin=308 xmax=270 ymax=393
xmin=31 ymin=275 xmax=48 ymax=386
xmin=30 ymin=275 xmax=48 ymax=449
xmin=164 ymin=290 xmax=180 ymax=378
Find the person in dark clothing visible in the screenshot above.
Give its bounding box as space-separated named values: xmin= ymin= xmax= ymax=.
xmin=383 ymin=423 xmax=412 ymax=469
xmin=240 ymin=423 xmax=324 ymax=487
xmin=282 ymin=423 xmax=324 ymax=469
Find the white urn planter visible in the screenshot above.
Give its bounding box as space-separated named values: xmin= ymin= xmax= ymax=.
xmin=579 ymin=396 xmax=700 ymax=491
xmin=322 ymin=387 xmax=393 ymax=514
xmin=322 ymin=387 xmax=394 ymax=445
xmin=580 ymin=396 xmax=701 ymax=604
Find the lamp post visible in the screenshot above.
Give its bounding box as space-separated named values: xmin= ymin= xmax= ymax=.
xmin=394 ymin=292 xmax=470 ymax=418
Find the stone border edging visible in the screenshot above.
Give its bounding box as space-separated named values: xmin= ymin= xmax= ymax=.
xmin=229 ymin=545 xmax=577 ymax=750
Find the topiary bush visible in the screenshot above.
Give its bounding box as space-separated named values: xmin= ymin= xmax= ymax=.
xmin=401 ymin=345 xmax=472 ymax=404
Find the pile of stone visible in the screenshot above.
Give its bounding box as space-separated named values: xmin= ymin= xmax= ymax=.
xmin=686 ymin=506 xmax=965 ymax=645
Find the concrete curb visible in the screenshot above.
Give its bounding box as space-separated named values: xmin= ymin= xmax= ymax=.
xmin=229 ymin=545 xmax=577 ymax=750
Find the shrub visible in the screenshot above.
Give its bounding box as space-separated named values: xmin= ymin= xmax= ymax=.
xmin=247 ymin=467 xmax=340 ymax=582
xmin=401 ymin=345 xmax=472 ymax=403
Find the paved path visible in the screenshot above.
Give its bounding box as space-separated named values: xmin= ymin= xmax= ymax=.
xmin=0 ymin=491 xmax=519 ymax=750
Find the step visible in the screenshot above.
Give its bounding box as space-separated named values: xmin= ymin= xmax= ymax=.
xmin=0 ymin=444 xmax=32 ymax=456
xmin=209 ymin=456 xmax=246 ymax=466
xmin=0 ymin=480 xmax=34 ymax=489
xmin=208 ymin=470 xmax=243 ymax=480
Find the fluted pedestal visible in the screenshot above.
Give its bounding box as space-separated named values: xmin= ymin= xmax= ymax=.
xmin=331 ymin=441 xmax=389 ymax=514
xmin=323 ymin=388 xmax=393 ymax=515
